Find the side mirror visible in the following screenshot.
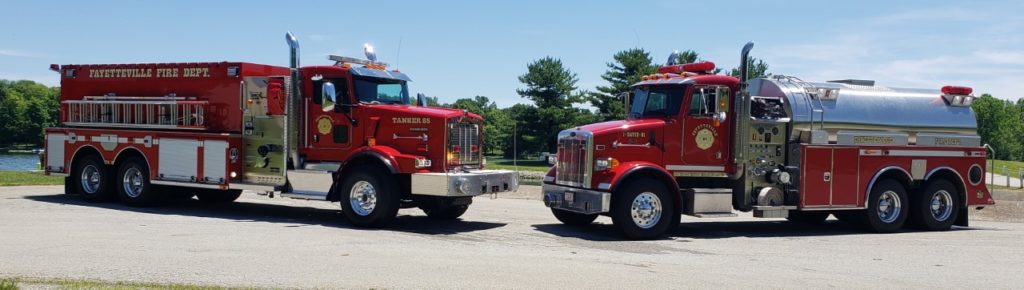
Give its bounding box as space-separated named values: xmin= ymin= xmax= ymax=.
xmin=321 ymin=82 xmax=337 ymax=112
xmin=417 ymin=93 xmax=428 ymax=107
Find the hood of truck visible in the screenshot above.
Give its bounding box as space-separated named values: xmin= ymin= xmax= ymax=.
xmin=572 ymin=118 xmax=666 ymax=136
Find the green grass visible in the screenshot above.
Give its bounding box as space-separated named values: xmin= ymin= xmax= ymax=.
xmin=485 ymin=158 xmax=551 ymax=172
xmin=1 ymin=277 xmax=256 ymax=290
xmin=0 ymin=171 xmax=63 ymax=186
xmin=990 ymin=159 xmax=1024 ymax=177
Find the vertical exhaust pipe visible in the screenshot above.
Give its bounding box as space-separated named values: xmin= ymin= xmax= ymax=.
xmin=285 ymin=32 xmax=302 ymax=170
xmin=739 ymin=42 xmax=754 ymax=85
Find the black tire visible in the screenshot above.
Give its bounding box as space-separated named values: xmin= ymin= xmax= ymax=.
xmin=196 ymin=189 xmax=242 ymax=203
xmin=610 ymin=178 xmax=675 ymax=240
xmin=787 ymin=211 xmax=830 ymax=224
xmin=422 ymin=204 xmax=470 ymax=220
xmin=862 ymin=179 xmax=909 ymax=233
xmin=72 ymin=154 xmax=113 ymax=202
xmin=910 ymin=179 xmax=960 ymax=231
xmin=418 ymin=196 xmax=471 ymax=220
xmin=116 ymin=157 xmax=159 ymax=206
xmin=551 ymin=208 xmax=599 ymax=226
xmin=339 ymin=166 xmax=401 ymax=228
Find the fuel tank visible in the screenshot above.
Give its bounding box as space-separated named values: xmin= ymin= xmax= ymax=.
xmin=746 ymin=77 xmax=979 ymax=145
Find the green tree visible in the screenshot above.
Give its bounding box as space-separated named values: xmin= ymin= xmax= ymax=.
xmin=0 ymin=80 xmax=59 ymax=147
xmin=449 ymin=96 xmax=512 ymax=156
xmin=516 ymin=57 xmax=591 ymax=152
xmin=590 ymin=48 xmax=657 ymax=121
xmin=728 ymin=57 xmax=771 ymax=79
xmin=973 ymin=94 xmax=1024 ymax=160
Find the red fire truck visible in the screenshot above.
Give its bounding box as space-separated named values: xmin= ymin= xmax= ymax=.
xmin=542 ymin=43 xmax=995 ymax=239
xmin=43 ymin=32 xmax=518 ymax=227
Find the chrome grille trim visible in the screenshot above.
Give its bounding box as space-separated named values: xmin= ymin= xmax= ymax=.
xmin=448 ymin=121 xmax=481 ymax=165
xmin=555 ymin=130 xmax=593 ymax=188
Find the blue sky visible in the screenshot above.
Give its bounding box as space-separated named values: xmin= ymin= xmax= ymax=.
xmin=1 ymin=0 xmax=1021 ymax=107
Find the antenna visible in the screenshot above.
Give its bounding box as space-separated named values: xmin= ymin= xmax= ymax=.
xmin=395 ymin=36 xmax=403 ymax=70
xmin=633 ymin=29 xmax=641 ymax=47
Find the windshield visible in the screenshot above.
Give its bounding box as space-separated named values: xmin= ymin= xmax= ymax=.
xmin=628 ymin=86 xmax=685 ymax=119
xmin=354 ymin=76 xmax=410 ymax=105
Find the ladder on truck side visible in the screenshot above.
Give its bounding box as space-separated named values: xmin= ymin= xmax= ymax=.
xmin=64 ymin=96 xmax=208 ymax=130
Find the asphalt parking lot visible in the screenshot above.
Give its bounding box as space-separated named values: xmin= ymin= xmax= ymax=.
xmin=1 ymin=185 xmax=1022 ymax=289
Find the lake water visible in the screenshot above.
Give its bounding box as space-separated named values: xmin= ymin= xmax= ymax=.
xmin=0 ymin=152 xmax=41 ymax=171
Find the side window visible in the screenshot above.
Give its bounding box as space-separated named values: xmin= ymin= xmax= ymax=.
xmin=312 ymin=78 xmax=349 ymax=105
xmin=689 ymin=86 xmax=729 ymax=116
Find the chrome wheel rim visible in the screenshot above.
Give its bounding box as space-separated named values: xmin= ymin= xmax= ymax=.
xmin=631 ymin=192 xmax=663 ymax=229
xmin=122 ymin=167 xmax=145 ymax=198
xmin=349 ymin=181 xmax=377 ymax=216
xmin=80 ymin=165 xmax=101 ymax=194
xmin=877 ymin=190 xmax=902 ymax=224
xmin=930 ymin=190 xmax=954 ymax=222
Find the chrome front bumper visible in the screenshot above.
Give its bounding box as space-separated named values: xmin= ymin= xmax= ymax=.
xmin=411 ymin=170 xmax=519 ymax=197
xmin=542 ymin=183 xmax=611 ymax=215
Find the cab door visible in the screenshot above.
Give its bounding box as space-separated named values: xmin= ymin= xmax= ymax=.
xmin=679 ymin=85 xmax=732 ymax=171
xmin=305 ymin=77 xmax=355 ymax=161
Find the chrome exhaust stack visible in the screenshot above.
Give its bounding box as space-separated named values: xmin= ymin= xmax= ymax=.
xmin=285 ymin=32 xmax=302 ymax=170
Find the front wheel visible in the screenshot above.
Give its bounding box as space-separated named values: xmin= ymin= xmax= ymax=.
xmin=786 ymin=211 xmax=830 ymax=224
xmin=551 ymin=208 xmax=598 ymax=226
xmin=610 ymin=178 xmax=675 ymax=240
xmin=419 ymin=196 xmax=472 ymax=220
xmin=116 ymin=157 xmax=159 ymax=206
xmin=339 ymin=166 xmax=400 ymax=228
xmin=196 ymin=189 xmax=242 ymax=203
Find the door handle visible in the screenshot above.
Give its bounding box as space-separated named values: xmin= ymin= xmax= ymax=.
xmin=823 ymin=172 xmax=832 ymax=182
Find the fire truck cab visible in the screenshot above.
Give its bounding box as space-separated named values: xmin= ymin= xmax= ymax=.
xmin=44 ymin=33 xmax=518 ymax=228
xmin=542 ymin=43 xmax=994 ymax=239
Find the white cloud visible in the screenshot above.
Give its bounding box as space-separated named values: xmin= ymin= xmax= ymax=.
xmin=972 ymin=50 xmax=1024 ymax=65
xmin=0 ymin=49 xmax=42 ymax=58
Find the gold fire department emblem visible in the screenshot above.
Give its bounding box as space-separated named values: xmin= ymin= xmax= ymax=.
xmin=316 ymin=116 xmax=333 ymax=135
xmin=695 ymin=128 xmax=715 ymax=150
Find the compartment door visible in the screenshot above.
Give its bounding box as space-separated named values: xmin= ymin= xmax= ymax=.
xmin=800 ymin=146 xmax=832 ymax=208
xmin=158 ymin=138 xmax=199 ymax=181
xmin=829 ymin=148 xmax=860 ymax=207
xmin=202 ymin=140 xmax=228 ymax=184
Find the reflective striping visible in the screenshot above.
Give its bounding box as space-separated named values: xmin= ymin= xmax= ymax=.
xmin=666 ymin=165 xmax=725 ymax=171
xmin=884 ymin=150 xmax=966 ymax=157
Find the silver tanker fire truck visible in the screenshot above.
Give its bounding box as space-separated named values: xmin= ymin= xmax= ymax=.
xmin=542 ymin=43 xmax=995 ymax=239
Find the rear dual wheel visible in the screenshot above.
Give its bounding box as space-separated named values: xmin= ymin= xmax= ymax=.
xmin=116 ymin=157 xmax=158 ymax=206
xmin=73 ymin=154 xmax=113 ymax=202
xmin=862 ymin=179 xmax=909 ymax=233
xmin=910 ymin=180 xmax=959 ymax=231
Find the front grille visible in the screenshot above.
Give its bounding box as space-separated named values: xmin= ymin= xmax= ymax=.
xmin=555 ymin=130 xmax=593 ymax=187
xmin=448 ymin=121 xmax=481 ymax=165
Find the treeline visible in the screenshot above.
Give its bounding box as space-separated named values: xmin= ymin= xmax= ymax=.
xmin=972 ymin=95 xmax=1024 ymax=160
xmin=0 ymin=48 xmax=1016 ymax=161
xmin=0 ymin=80 xmax=60 ymax=148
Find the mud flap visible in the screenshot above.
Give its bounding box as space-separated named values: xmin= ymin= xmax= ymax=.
xmin=64 ymin=176 xmax=74 ymax=194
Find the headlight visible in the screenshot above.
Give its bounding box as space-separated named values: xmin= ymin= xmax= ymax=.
xmin=594 ymin=157 xmax=619 ymax=171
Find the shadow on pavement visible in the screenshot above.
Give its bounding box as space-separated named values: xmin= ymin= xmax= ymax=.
xmin=24 ymin=193 xmax=506 ymax=235
xmin=532 ymin=218 xmax=982 ymax=241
